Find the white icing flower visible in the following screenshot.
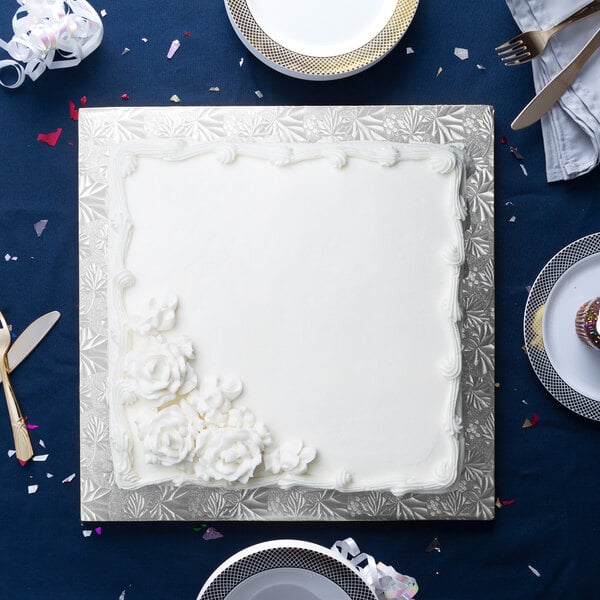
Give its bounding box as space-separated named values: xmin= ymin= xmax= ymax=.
xmin=194 ymin=427 xmax=266 ymax=484
xmin=264 ymin=438 xmax=316 ymax=476
xmin=134 ymin=295 xmax=178 ymax=335
xmin=124 ymin=334 xmax=197 ymax=407
xmin=137 ymin=403 xmax=203 ymax=467
xmin=186 ymin=374 xmax=243 ymax=416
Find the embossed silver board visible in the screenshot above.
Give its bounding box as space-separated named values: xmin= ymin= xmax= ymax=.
xmin=79 ymin=105 xmax=495 ymax=521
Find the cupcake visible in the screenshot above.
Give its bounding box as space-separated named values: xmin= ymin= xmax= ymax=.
xmin=575 ymin=298 xmax=600 ymax=350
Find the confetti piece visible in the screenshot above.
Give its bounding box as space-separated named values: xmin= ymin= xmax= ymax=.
xmin=69 ymin=100 xmax=78 ymax=121
xmin=528 ymin=565 xmax=541 ymax=577
xmin=46 ymin=473 xmax=53 ymax=478
xmin=522 ymin=418 xmax=532 ymax=428
xmin=531 ymin=413 xmax=540 ymax=427
xmin=170 ymin=94 xmax=181 ymax=103
xmin=202 ymin=527 xmax=223 ymax=540
xmin=33 ymin=454 xmax=49 ymax=462
xmin=184 ymin=31 xmax=192 ymax=37
xmin=37 ymin=128 xmax=62 ymax=147
xmin=121 ymin=47 xmax=130 ymax=55
xmin=62 ymin=473 xmax=76 ymax=483
xmin=239 ymin=57 xmax=244 ymax=67
xmin=34 ymin=219 xmax=48 ymax=237
xmin=4 ymin=254 xmax=11 ymax=262
xmin=82 ymin=530 xmax=93 ymax=537
xmin=501 ymin=499 xmax=516 ymax=506
xmin=192 ymin=525 xmax=207 ymax=532
xmin=26 ymin=424 xmax=39 ymax=430
xmin=436 ymin=66 xmax=443 ymax=78
xmin=120 ymin=93 xmax=129 ymax=101
xmin=476 ymin=64 xmax=486 ymax=70
xmin=255 ymin=90 xmax=263 ymax=99
xmin=39 ymin=440 xmax=46 ymax=448
xmin=141 ymin=37 xmax=148 ymax=43
xmin=8 ymin=450 xmax=16 ymax=457
xmin=95 ymin=526 xmax=102 ymax=535
xmin=520 ymin=163 xmax=528 ymax=176
xmin=100 ymin=9 xmax=107 ymax=17
xmin=167 ymin=39 xmax=181 ymax=59
xmin=80 ymin=95 xmax=87 ymax=107
xmin=495 ymin=497 xmax=502 ymax=509
xmin=209 ymin=86 xmax=220 ymax=92
xmin=454 ymin=47 xmax=469 ymax=61
xmin=426 ymin=538 xmax=441 ymax=553
xmin=406 ymin=47 xmax=414 ymax=54
xmin=510 ymin=146 xmax=524 ymax=160
xmin=501 ymin=136 xmax=507 ymax=144
xmin=509 ymin=216 xmax=516 ymax=223
xmin=28 ymin=485 xmax=38 ymax=494
xmin=525 ymin=285 xmax=532 ymax=293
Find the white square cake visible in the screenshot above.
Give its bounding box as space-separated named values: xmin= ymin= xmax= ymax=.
xmin=104 ymin=133 xmax=469 ymax=497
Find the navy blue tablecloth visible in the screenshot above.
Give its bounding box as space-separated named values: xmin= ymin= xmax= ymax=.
xmin=1 ymin=1 xmax=600 ymax=598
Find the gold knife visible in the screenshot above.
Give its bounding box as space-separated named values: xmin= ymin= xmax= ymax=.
xmin=512 ymin=26 xmax=600 ymax=130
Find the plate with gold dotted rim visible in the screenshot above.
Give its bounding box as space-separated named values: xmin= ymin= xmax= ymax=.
xmin=224 ymin=0 xmax=420 ymax=80
xmin=524 ymin=232 xmax=600 ymax=421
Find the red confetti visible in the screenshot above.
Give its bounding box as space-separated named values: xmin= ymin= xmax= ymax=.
xmin=37 ymin=128 xmax=62 ymax=147
xmin=184 ymin=31 xmax=192 ymax=37
xmin=80 ymin=95 xmax=88 ymax=106
xmin=531 ymin=413 xmax=540 ymax=427
xmin=69 ymin=100 xmax=78 ymax=121
xmin=501 ymin=499 xmax=516 ymax=506
xmin=120 ymin=93 xmax=129 ymax=100
xmin=501 ymin=136 xmax=507 ymax=144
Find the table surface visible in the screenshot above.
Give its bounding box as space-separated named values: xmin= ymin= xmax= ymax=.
xmin=1 ymin=1 xmax=599 ymax=598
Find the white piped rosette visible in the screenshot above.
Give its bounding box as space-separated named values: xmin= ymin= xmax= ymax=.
xmin=0 ymin=0 xmax=103 ymax=88
xmin=332 ymin=538 xmax=419 ymax=600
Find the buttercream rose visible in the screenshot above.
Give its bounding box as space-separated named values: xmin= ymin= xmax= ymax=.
xmin=194 ymin=427 xmax=264 ymax=484
xmin=124 ymin=335 xmax=197 ymax=406
xmin=264 ymin=438 xmax=316 ymax=475
xmin=137 ymin=403 xmax=203 ymax=467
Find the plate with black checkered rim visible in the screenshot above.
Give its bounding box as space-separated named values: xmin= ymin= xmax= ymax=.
xmin=197 ymin=540 xmax=377 ymax=600
xmin=524 ymin=232 xmax=600 ymax=421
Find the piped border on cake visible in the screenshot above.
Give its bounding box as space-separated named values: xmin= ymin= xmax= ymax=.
xmin=107 ymin=140 xmax=470 ymax=494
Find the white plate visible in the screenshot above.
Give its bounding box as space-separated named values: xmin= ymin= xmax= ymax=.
xmin=543 ymin=253 xmax=600 ymax=401
xmin=197 ymin=540 xmax=377 ymax=600
xmin=224 ymin=0 xmax=419 ymax=80
xmin=524 ymin=233 xmax=600 ymax=420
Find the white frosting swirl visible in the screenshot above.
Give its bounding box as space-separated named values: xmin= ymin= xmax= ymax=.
xmin=264 ymin=438 xmax=316 ymax=475
xmin=194 ymin=426 xmax=265 ymax=484
xmin=124 ymin=334 xmax=197 ymax=407
xmin=134 ymin=295 xmax=178 ymax=335
xmin=336 ymin=470 xmax=353 ymax=489
xmin=136 ymin=402 xmax=202 ymax=467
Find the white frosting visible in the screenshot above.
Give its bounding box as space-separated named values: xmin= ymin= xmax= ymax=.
xmin=107 ymin=140 xmax=468 ymax=494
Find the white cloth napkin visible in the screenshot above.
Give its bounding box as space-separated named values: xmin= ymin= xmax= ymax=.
xmin=505 ymin=0 xmax=600 ymax=181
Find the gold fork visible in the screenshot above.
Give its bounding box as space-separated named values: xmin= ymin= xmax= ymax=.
xmin=0 ymin=311 xmax=34 ymax=464
xmin=496 ymin=0 xmax=600 ymax=65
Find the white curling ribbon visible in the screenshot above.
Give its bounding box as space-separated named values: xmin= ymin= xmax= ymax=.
xmin=0 ymin=0 xmax=103 ymax=88
xmin=332 ymin=538 xmax=419 ymax=599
